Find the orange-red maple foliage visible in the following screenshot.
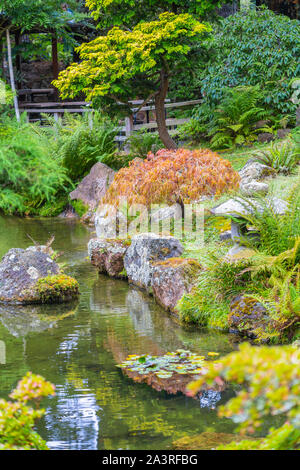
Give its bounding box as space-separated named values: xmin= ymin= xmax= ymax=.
xmin=103 ymin=148 xmax=240 ymax=207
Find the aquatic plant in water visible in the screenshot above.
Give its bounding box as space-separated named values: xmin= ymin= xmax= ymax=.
xmin=117 ymin=349 xmax=217 ymax=380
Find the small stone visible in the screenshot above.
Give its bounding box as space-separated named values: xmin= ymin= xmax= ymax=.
xmin=276 ymin=128 xmax=291 ymax=139
xmin=150 ymin=203 xmax=182 ymax=223
xmin=257 ymin=132 xmax=275 ymax=144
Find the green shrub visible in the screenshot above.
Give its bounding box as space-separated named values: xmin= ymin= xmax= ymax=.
xmin=208 ymin=85 xmax=271 ymax=149
xmin=235 ymin=182 xmax=300 ymax=259
xmin=255 ymin=140 xmax=300 ymax=174
xmin=51 ymin=111 xmax=120 ymax=182
xmin=177 ymin=254 xmax=256 ymax=330
xmin=0 ymin=116 xmax=71 ymax=215
xmin=126 ymin=129 xmax=164 ymax=158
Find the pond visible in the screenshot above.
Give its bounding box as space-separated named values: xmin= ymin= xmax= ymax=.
xmin=0 ymin=215 xmax=239 ymax=450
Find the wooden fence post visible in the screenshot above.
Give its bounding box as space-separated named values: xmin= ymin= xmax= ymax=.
xmin=124 ymin=115 xmax=133 ymax=153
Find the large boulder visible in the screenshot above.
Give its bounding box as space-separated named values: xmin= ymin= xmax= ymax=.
xmin=210 ymin=196 xmax=288 ymax=219
xmin=0 ymin=246 xmax=79 ymax=304
xmin=69 ymin=162 xmax=115 ymax=211
xmin=151 ymin=258 xmax=202 ymax=314
xmin=124 ymin=233 xmax=183 ymax=292
xmin=88 ymin=238 xmax=129 ymax=278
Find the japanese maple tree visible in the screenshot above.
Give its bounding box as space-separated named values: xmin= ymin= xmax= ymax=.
xmin=54 ymin=11 xmax=210 ymax=148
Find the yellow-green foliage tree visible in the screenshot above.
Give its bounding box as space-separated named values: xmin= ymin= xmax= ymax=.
xmin=0 ymin=372 xmax=55 ymax=450
xmin=54 ymin=12 xmax=210 ymax=149
xmin=188 ymin=343 xmax=300 ymax=450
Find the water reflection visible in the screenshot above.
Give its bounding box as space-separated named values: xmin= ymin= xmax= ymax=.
xmin=45 ymin=386 xmax=101 ymax=450
xmin=0 ymin=303 xmax=77 ymax=338
xmin=0 ymin=215 xmax=237 ymax=450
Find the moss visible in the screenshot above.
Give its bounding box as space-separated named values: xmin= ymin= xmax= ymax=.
xmin=119 ymin=268 xmax=128 ymax=278
xmin=37 ymin=195 xmax=69 ymax=217
xmin=71 ymin=199 xmax=90 ymax=217
xmin=172 ymin=432 xmax=258 ymax=450
xmin=105 ymin=238 xmax=131 ymax=247
xmin=33 ymin=274 xmax=79 ymax=304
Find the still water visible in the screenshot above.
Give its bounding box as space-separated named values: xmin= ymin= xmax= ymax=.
xmin=0 ymin=215 xmax=238 ymax=450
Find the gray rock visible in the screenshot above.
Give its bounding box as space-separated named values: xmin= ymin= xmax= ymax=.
xmin=150 ymin=203 xmax=182 ymax=224
xmin=0 ymin=247 xmax=59 ymax=304
xmin=276 ymin=128 xmax=291 ymax=140
xmin=219 ymin=230 xmax=232 ymax=241
xmin=124 ymin=233 xmax=183 ymax=292
xmin=88 ymin=238 xmax=128 ymax=278
xmin=238 ymin=160 xmax=275 ymax=183
xmin=239 ymin=180 xmax=269 ymax=196
xmin=224 ymin=245 xmax=255 ymax=262
xmin=69 ymin=162 xmax=115 ymax=211
xmin=257 ymin=132 xmax=275 ymax=144
xmin=210 ymin=196 xmax=288 ymax=218
xmin=151 ymin=258 xmax=202 ymax=314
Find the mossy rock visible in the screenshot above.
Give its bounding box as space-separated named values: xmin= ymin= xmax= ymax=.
xmin=152 ymin=258 xmax=202 ymax=314
xmin=88 ymin=238 xmax=129 ymax=278
xmin=25 ymin=274 xmax=80 ymax=304
xmin=229 ymin=295 xmax=271 ymax=342
xmin=172 ymin=431 xmax=257 ymax=450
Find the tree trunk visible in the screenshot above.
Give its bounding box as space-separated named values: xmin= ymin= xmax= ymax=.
xmin=154 ymin=67 xmax=177 ymax=150
xmin=6 ymin=29 xmax=20 ymax=122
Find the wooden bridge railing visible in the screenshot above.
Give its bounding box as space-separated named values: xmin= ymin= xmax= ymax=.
xmin=18 ymin=95 xmax=203 ymax=147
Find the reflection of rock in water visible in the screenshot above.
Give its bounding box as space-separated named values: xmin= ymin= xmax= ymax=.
xmin=126 ymin=288 xmax=155 ymax=336
xmin=199 ymin=390 xmax=222 ymax=409
xmin=0 ymin=303 xmax=76 ymax=338
xmin=90 ymin=276 xmax=128 ymax=315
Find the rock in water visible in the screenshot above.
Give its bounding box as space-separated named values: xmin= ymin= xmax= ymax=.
xmin=124 ymin=233 xmax=183 ymax=292
xmin=0 ymin=246 xmax=79 ymax=304
xmin=151 ymin=258 xmax=202 ymax=314
xmin=88 ymin=238 xmax=128 ymax=278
